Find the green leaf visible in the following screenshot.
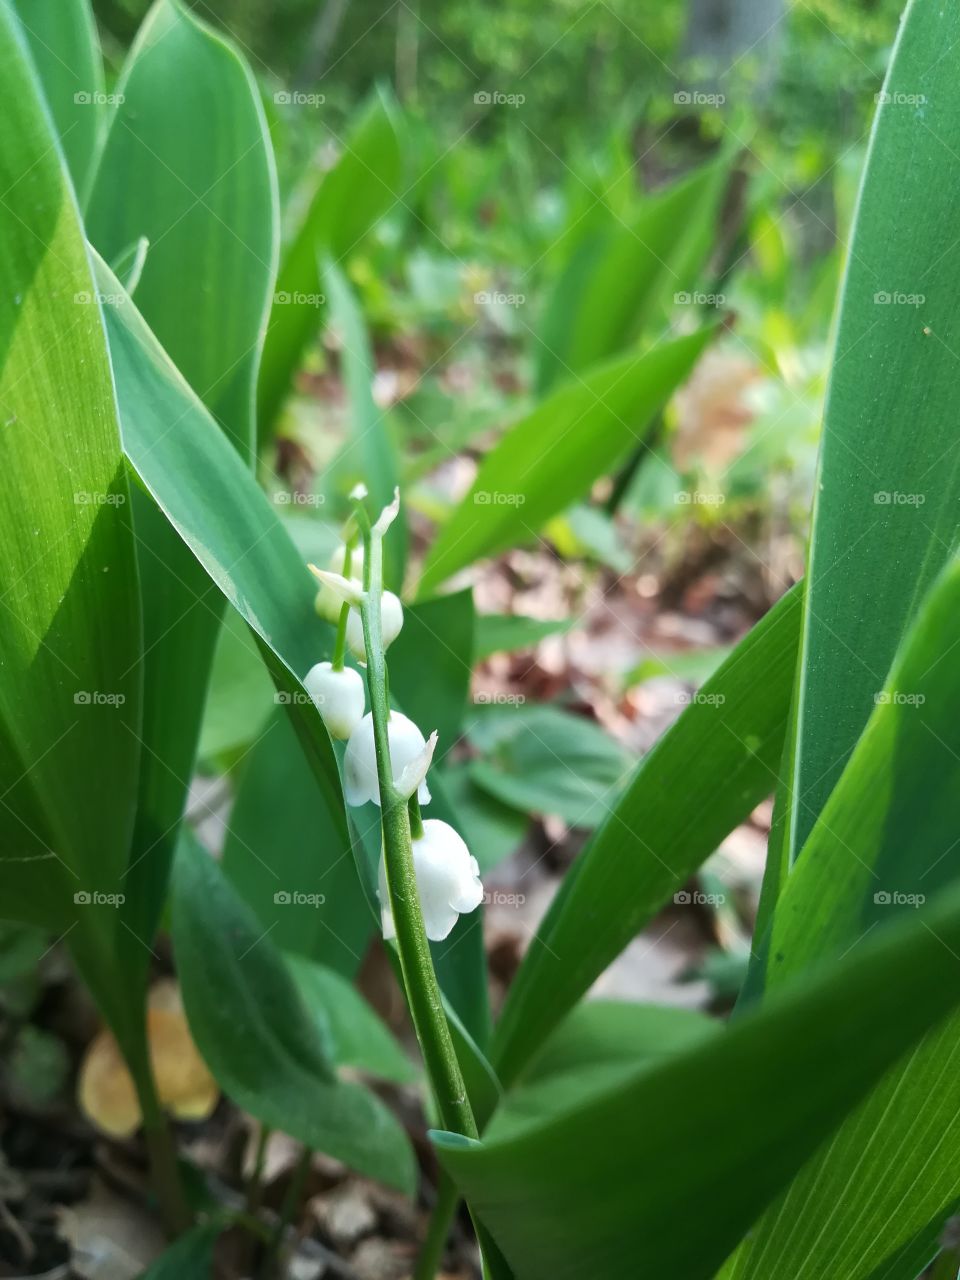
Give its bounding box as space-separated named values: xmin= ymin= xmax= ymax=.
xmin=87 ymin=0 xmax=277 ymax=455
xmin=466 ymin=704 xmax=630 ymax=829
xmin=419 ymin=331 xmax=713 ymax=593
xmin=86 ymin=0 xmax=276 ymax=979
xmin=287 ymin=954 xmax=417 ymax=1084
xmin=487 ymin=1003 xmax=716 ymax=1142
xmin=139 ymin=1222 xmax=225 ymax=1280
xmin=321 ymin=258 xmax=406 ymax=587
xmin=436 ymin=879 xmax=960 ymax=1280
xmin=172 ymin=833 xmax=415 ymax=1193
xmin=198 ymin=607 xmax=275 ymax=763
xmin=491 ymin=583 xmax=802 ymax=1084
xmin=389 ymin=590 xmax=475 ymax=757
xmin=729 ymin=559 xmax=960 ymax=1279
xmin=0 ymin=3 xmax=141 ymax=958
xmin=782 ymin=0 xmax=960 ymax=865
xmin=11 ymin=0 xmax=103 ymax=201
xmin=475 ymin=614 xmax=572 ymax=662
xmin=258 ymin=89 xmax=402 ymax=432
xmin=535 ymin=157 xmax=728 ymax=394
xmin=223 ymin=708 xmax=372 ymax=977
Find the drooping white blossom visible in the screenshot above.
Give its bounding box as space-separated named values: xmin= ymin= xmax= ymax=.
xmin=303 ymin=661 xmax=365 ymax=739
xmin=378 ymin=819 xmax=483 ymax=942
xmin=343 ymin=711 xmax=431 ymax=807
xmin=345 ymin=589 xmax=403 ymax=663
xmin=312 ymin=545 xmax=365 ymax=621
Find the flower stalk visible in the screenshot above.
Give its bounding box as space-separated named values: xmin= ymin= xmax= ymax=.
xmin=356 ymin=505 xmax=477 ymax=1141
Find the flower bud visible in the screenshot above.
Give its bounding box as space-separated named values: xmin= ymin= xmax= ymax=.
xmin=345 ymin=590 xmax=403 ymax=663
xmin=313 ymin=544 xmax=364 ymax=622
xmin=378 ymin=819 xmax=483 ymax=942
xmin=303 ymin=662 xmax=365 ymax=739
xmin=343 ymin=711 xmax=431 ymax=807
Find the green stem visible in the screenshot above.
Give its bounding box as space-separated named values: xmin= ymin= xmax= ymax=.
xmin=259 ymin=1147 xmax=312 ymax=1279
xmin=246 ymin=1123 xmax=271 ymax=1217
xmin=136 ymin=1063 xmax=193 ymax=1234
xmin=331 ymin=537 xmax=357 ymax=671
xmin=358 ymin=519 xmax=477 ymax=1141
xmin=414 ymin=1174 xmax=459 ymax=1280
xmin=408 ymin=791 xmax=425 ymax=839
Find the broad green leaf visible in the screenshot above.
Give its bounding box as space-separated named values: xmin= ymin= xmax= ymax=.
xmin=95 ymin=258 xmax=488 ymax=1040
xmin=487 ymin=1003 xmax=716 ymax=1142
xmin=223 ymin=708 xmax=372 ymax=977
xmin=389 ymin=590 xmax=475 ymax=757
xmin=475 ymin=613 xmax=572 ymax=662
xmin=0 ymin=2 xmax=141 ymax=991
xmin=436 ymin=879 xmax=960 ymax=1280
xmin=258 ymin=89 xmax=402 ymax=432
xmin=729 ymin=560 xmax=960 ymax=1279
xmin=535 ymin=157 xmax=728 ymax=394
xmin=87 ymin=0 xmax=277 ymax=455
xmin=419 ymin=331 xmax=713 ymax=593
xmin=492 ymin=583 xmax=802 ymax=1084
xmin=783 ymin=0 xmax=960 ymax=865
xmin=288 ymin=954 xmax=417 ymax=1084
xmin=173 ymin=833 xmax=415 ymax=1193
xmin=139 ymin=1222 xmax=225 ymax=1280
xmin=466 ymin=704 xmax=630 ymax=830
xmin=11 ymin=0 xmax=103 ymax=201
xmin=198 ymin=606 xmax=275 ymax=763
xmin=86 ymin=0 xmax=276 ymax=981
xmin=321 ymin=258 xmax=405 ymax=587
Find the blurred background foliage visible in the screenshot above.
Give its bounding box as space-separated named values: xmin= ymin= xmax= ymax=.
xmin=89 ymin=0 xmax=904 ymax=604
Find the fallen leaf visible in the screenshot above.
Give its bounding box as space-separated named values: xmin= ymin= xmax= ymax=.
xmin=78 ymin=982 xmax=218 ymax=1137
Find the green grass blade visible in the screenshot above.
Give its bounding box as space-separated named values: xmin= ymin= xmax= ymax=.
xmin=436 ymin=878 xmax=960 ymax=1280
xmin=491 ymin=583 xmax=801 ymax=1083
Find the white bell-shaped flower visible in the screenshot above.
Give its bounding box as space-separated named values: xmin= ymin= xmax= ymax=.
xmin=314 ymin=543 xmax=365 ymax=622
xmin=378 ymin=819 xmax=483 ymax=942
xmin=346 ymin=590 xmax=403 ymax=663
xmin=343 ymin=711 xmax=431 ymax=807
xmin=303 ymin=661 xmax=365 ymax=740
